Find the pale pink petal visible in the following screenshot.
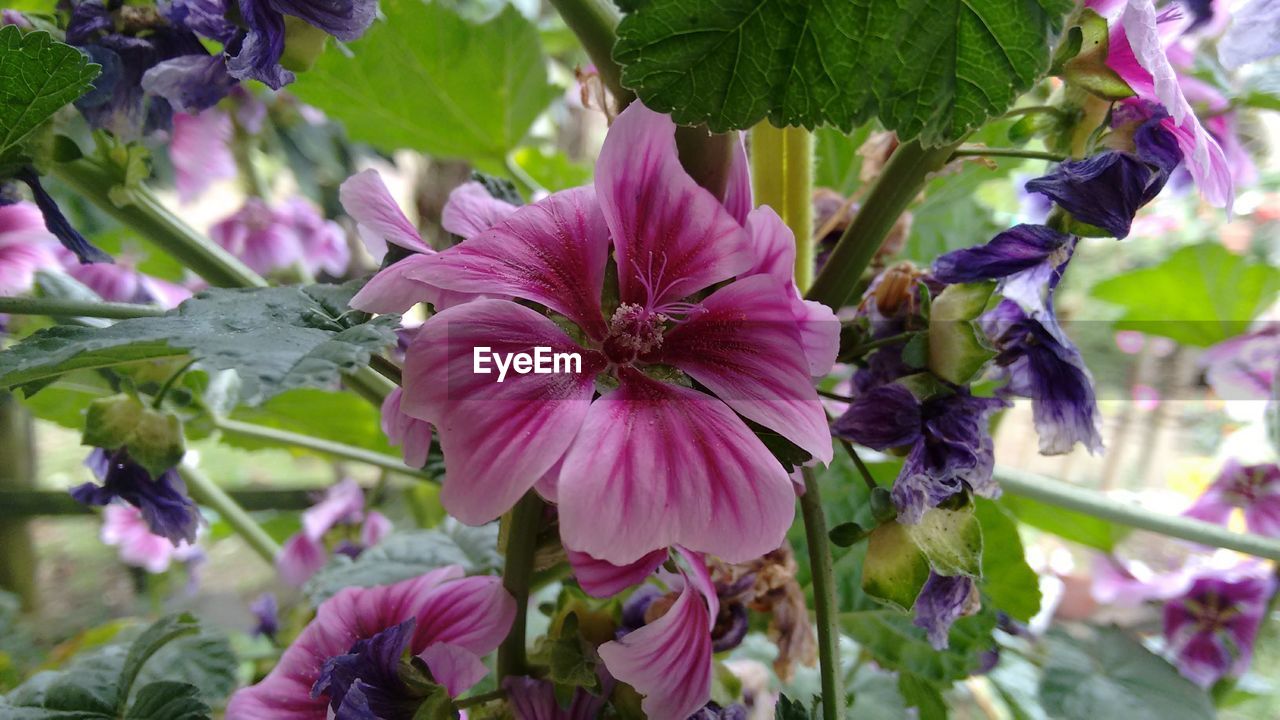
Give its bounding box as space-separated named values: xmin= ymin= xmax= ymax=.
xmin=350 ymin=254 xmax=476 ymax=314
xmin=674 ymin=547 xmax=720 ymax=618
xmin=302 ymin=479 xmax=365 ymax=540
xmin=597 ymin=577 xmax=713 ymax=719
xmin=596 ymin=103 xmax=753 ymax=309
xmin=339 ymin=169 xmax=430 ymax=253
xmin=277 ymin=532 xmax=329 ymax=587
xmin=557 ymin=370 xmax=794 ymax=565
xmin=745 ymin=206 xmax=794 ymax=280
xmin=441 ymin=181 xmax=520 ymax=239
xmin=401 ymin=299 xmax=603 ymax=524
xmin=411 ymin=187 xmax=611 ymax=339
xmin=1160 ymin=116 xmax=1234 ymax=210
xmin=170 ymin=111 xmax=236 ymax=204
xmin=654 ymin=274 xmax=833 ymax=463
xmin=566 ymin=547 xmax=667 ymax=597
xmin=414 ymin=575 xmax=516 ymax=654
xmin=722 ymin=131 xmax=752 ymax=225
xmin=0 ymin=242 xmax=58 ymax=296
xmin=418 ymin=642 xmax=489 ymax=696
xmin=360 ymin=511 xmax=393 ymax=547
xmin=380 ymin=387 xmax=433 ymax=468
xmin=0 ymin=202 xmax=48 ymax=235
xmin=137 ymin=276 xmax=193 ymax=309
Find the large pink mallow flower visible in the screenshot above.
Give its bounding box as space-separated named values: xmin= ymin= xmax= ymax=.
xmin=1163 ymin=565 xmax=1275 ymax=687
xmin=1184 ymin=460 xmax=1280 ymax=537
xmin=101 ymin=504 xmax=200 ymax=573
xmin=1101 ymin=0 xmax=1234 ymax=209
xmin=0 ymin=202 xmax=60 ymax=297
xmin=277 ymin=479 xmax=393 ymax=586
xmin=226 ymin=566 xmax=515 ymax=718
xmin=395 ymin=103 xmax=837 ymax=566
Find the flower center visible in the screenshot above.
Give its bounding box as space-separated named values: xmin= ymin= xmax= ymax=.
xmin=602 ymin=303 xmax=666 ymax=364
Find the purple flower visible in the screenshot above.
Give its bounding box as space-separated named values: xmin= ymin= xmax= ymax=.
xmin=71 ymin=448 xmax=199 ymax=546
xmin=1090 ymin=554 xmax=1195 ymax=606
xmin=0 ymin=202 xmax=60 ymax=297
xmin=933 ymin=224 xmax=1074 ymax=286
xmin=13 ymin=168 xmax=112 ymax=265
xmin=913 ymin=571 xmax=978 ymax=650
xmin=1201 ymin=325 xmax=1280 ymax=401
xmin=502 ymin=674 xmax=613 ymax=720
xmin=312 ymin=619 xmax=421 ymax=719
xmin=2 ymin=9 xmax=31 ymax=27
xmin=250 ymin=592 xmax=279 ymax=640
xmin=1185 ymin=461 xmax=1280 ymax=537
xmin=833 ymin=384 xmax=1007 ymax=523
xmin=227 ymin=0 xmax=376 ymax=90
xmin=689 ymin=703 xmax=750 ymax=720
xmin=1164 ymin=567 xmax=1276 ymax=687
xmin=277 ymin=479 xmax=392 ymax=586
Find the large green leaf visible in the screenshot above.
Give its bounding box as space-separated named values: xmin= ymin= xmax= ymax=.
xmin=1039 ymin=628 xmax=1214 ymax=720
xmin=0 ymin=283 xmax=397 ymax=405
xmin=614 ymin=0 xmax=1072 ymax=143
xmin=227 ymin=388 xmax=395 ymax=455
xmin=839 ymin=608 xmax=997 ymax=683
xmin=121 ymin=683 xmax=208 ymax=720
xmin=998 ymin=495 xmax=1128 ymax=552
xmin=290 ymin=0 xmax=559 ymax=165
xmin=1090 ymin=243 xmax=1280 ymax=347
xmin=974 ymin=498 xmax=1041 ymax=622
xmin=0 ymin=26 xmax=99 ymax=165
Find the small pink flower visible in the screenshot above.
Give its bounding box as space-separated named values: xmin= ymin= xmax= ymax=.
xmin=398 ymin=103 xmax=836 ymax=565
xmin=226 ymin=567 xmax=515 ymax=718
xmin=61 ymin=255 xmax=192 ymax=308
xmin=277 ymin=479 xmax=394 ymax=586
xmin=1184 ymin=460 xmax=1280 ymax=537
xmin=169 ymin=110 xmax=236 ymax=204
xmin=0 ymin=202 xmax=60 ymax=297
xmin=1114 ymin=330 xmax=1145 ymax=354
xmin=1132 ymin=383 xmax=1161 ymax=410
xmin=210 ymin=198 xmax=348 ymax=277
xmin=101 ymin=504 xmax=200 ymax=573
xmin=1164 ymin=565 xmax=1275 ymax=687
xmin=1090 ymin=554 xmax=1194 ymax=606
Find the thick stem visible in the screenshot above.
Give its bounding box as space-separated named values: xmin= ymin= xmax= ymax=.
xmin=213 ymin=418 xmax=432 ymax=480
xmin=750 ymin=123 xmax=815 ymax=289
xmin=497 ymin=491 xmax=544 ymax=678
xmin=0 ymin=296 xmax=166 ymax=319
xmin=0 ymin=394 xmax=38 ymax=610
xmin=51 ymin=159 xmax=266 ymax=289
xmin=806 ymin=139 xmax=960 ymax=310
xmin=950 ymin=147 xmax=1066 ymax=162
xmin=800 ymin=466 xmax=846 ymax=719
xmin=177 ymin=463 xmax=282 ymax=564
xmin=546 ymin=0 xmax=634 ymax=110
xmin=995 ymin=467 xmax=1280 ymax=561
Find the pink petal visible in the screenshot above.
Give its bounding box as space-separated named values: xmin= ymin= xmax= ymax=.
xmin=1160 ymin=116 xmax=1234 ymax=211
xmin=722 ymin=132 xmax=752 ymax=225
xmin=597 ymin=576 xmax=713 ymax=719
xmin=401 ymin=299 xmax=603 ymax=524
xmin=0 ymin=202 xmax=48 ymax=235
xmin=418 ymin=642 xmax=490 ymax=697
xmin=226 ymin=567 xmax=465 ymax=719
xmin=302 ymin=479 xmax=365 ymax=540
xmin=557 ymin=369 xmax=795 ymax=565
xmin=276 ymin=532 xmax=329 ymax=587
xmin=414 ymin=575 xmax=516 ymax=655
xmin=360 ymin=511 xmax=393 ymax=547
xmin=411 ymin=187 xmax=611 ymax=339
xmin=170 ymin=111 xmax=236 ymax=204
xmin=654 ymin=274 xmax=833 ymax=463
xmin=441 ymin=181 xmax=519 ymax=239
xmin=596 ymin=103 xmax=753 ymax=309
xmin=380 ymin=387 xmax=433 ymax=468
xmin=0 ymin=241 xmax=58 ymax=296
xmin=566 ymin=547 xmax=667 ymax=598
xmin=349 ymin=254 xmax=476 ymax=314
xmin=339 ymin=169 xmax=430 ymax=253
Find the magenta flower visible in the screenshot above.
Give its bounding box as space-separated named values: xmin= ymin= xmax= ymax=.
xmin=1103 ymin=0 xmax=1234 ymax=208
xmin=61 ymin=255 xmax=192 ymax=309
xmin=1201 ymin=325 xmax=1279 ymax=401
xmin=1184 ymin=460 xmax=1280 ymax=536
xmin=169 ymin=110 xmax=236 ymax=204
xmin=399 ymin=103 xmax=835 ymax=565
xmin=1163 ymin=566 xmax=1275 ymax=687
xmin=0 ymin=202 xmax=60 ymax=297
xmin=1090 ymin=554 xmax=1195 ymax=606
xmin=101 ymin=504 xmax=200 ymax=573
xmin=227 ymin=566 xmax=515 ymax=718
xmin=380 ymin=388 xmax=433 ymax=468
xmin=210 ymin=197 xmax=348 ymax=277
xmin=277 ymin=479 xmax=393 ymax=586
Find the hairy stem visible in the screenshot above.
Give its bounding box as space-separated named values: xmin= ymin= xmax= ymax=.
xmin=213 ymin=418 xmax=432 ymax=480
xmin=0 ymin=295 xmax=166 ymax=319
xmin=497 ymin=491 xmax=545 ymax=678
xmin=546 ymin=0 xmax=634 ymax=110
xmin=806 ymin=139 xmax=960 ymax=309
xmin=800 ymin=466 xmax=846 ymax=718
xmin=177 ymin=463 xmax=282 ymax=564
xmin=750 ymin=123 xmax=815 ymax=289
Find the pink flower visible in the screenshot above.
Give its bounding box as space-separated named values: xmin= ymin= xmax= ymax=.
xmin=0 ymin=202 xmax=60 ymax=297
xmin=226 ymin=566 xmax=515 ymax=717
xmin=169 ymin=110 xmax=236 ymax=203
xmin=277 ymin=479 xmax=394 ymax=586
xmin=1163 ymin=565 xmax=1275 ymax=687
xmin=1104 ymin=0 xmax=1234 ymax=209
xmin=380 ymin=387 xmax=432 ymax=468
xmin=101 ymin=504 xmax=200 ymax=573
xmin=398 ymin=103 xmax=836 ymax=565
xmin=1090 ymin=554 xmax=1195 ymax=606
xmin=1201 ymin=325 xmax=1279 ymax=401
xmin=61 ymin=255 xmax=192 ymax=308
xmin=338 ymin=170 xmax=514 ymax=314
xmin=210 ymin=197 xmax=348 ymax=277
xmin=1184 ymin=460 xmax=1280 ymax=536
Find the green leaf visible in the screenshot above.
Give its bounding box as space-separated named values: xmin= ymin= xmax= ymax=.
xmin=839 ymin=608 xmax=997 ymax=683
xmin=614 ymin=0 xmax=1071 ymax=143
xmin=774 ymin=694 xmax=816 ymax=720
xmin=898 ymin=672 xmax=948 ymax=720
xmin=304 ymin=523 xmax=501 ymax=604
xmin=0 ymin=26 xmax=100 ymax=165
xmin=928 ymin=282 xmax=997 ymax=384
xmin=1090 ymin=244 xmax=1280 ymax=347
xmin=115 ymin=615 xmax=200 ymax=711
xmin=905 ymin=505 xmax=984 ymax=578
xmin=0 ymin=283 xmax=397 ymax=405
xmin=122 ymin=682 xmax=208 ymax=720
xmin=814 ymin=124 xmax=874 ymax=195
xmin=132 ymin=633 xmax=236 ymax=706
xmin=290 ymin=0 xmax=559 ymax=164
xmin=998 ymin=495 xmax=1128 ymax=551
xmin=1039 ymin=628 xmax=1215 ymax=720
xmin=510 ymin=147 xmax=592 ymax=192
xmin=227 ymin=388 xmax=395 ymax=455
xmin=974 ymin=499 xmax=1041 ymax=622
xmin=862 ymin=521 xmax=931 ymax=611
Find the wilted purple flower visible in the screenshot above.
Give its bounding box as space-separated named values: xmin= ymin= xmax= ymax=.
xmin=13 ymin=168 xmax=112 ymax=264
xmin=689 ymin=702 xmax=750 ymax=720
xmin=913 ymin=571 xmax=979 ymax=650
xmin=1201 ymin=325 xmax=1279 ymax=401
xmin=833 ymin=384 xmax=1007 ymax=523
xmin=1164 ymin=567 xmax=1275 ymax=687
xmin=250 ymin=592 xmax=279 ymax=640
xmin=311 ymin=618 xmax=421 ymax=718
xmin=1184 ymin=461 xmax=1280 ymax=536
xmin=0 ymin=201 xmax=60 ymax=296
xmin=502 ymin=674 xmax=613 ymax=720
xmin=71 ymin=448 xmax=200 ymax=546
xmin=227 ymin=0 xmax=377 ymax=90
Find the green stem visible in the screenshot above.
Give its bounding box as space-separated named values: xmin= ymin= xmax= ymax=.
xmin=546 ymin=0 xmax=634 ymax=109
xmin=152 ymin=358 xmax=198 ymax=409
xmin=497 ymin=491 xmax=544 ymax=678
xmin=455 ymin=689 xmax=507 ymax=709
xmin=950 ymin=147 xmax=1066 ymax=163
xmin=213 ymin=418 xmax=433 ymax=479
xmin=177 ymin=463 xmax=282 ymax=564
xmin=806 ymin=139 xmax=960 ymax=310
xmin=800 ymin=466 xmax=845 ymax=719
xmin=843 ymin=441 xmax=879 ymax=493
xmin=51 ymin=159 xmax=267 ymax=289
xmin=0 ymin=295 xmax=166 ymax=319
xmin=849 ymin=331 xmax=915 ymax=357
xmin=750 ymin=123 xmax=815 ymax=290
xmin=1000 ymin=105 xmax=1060 ymax=119
xmin=995 ymin=467 xmax=1280 ymax=561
